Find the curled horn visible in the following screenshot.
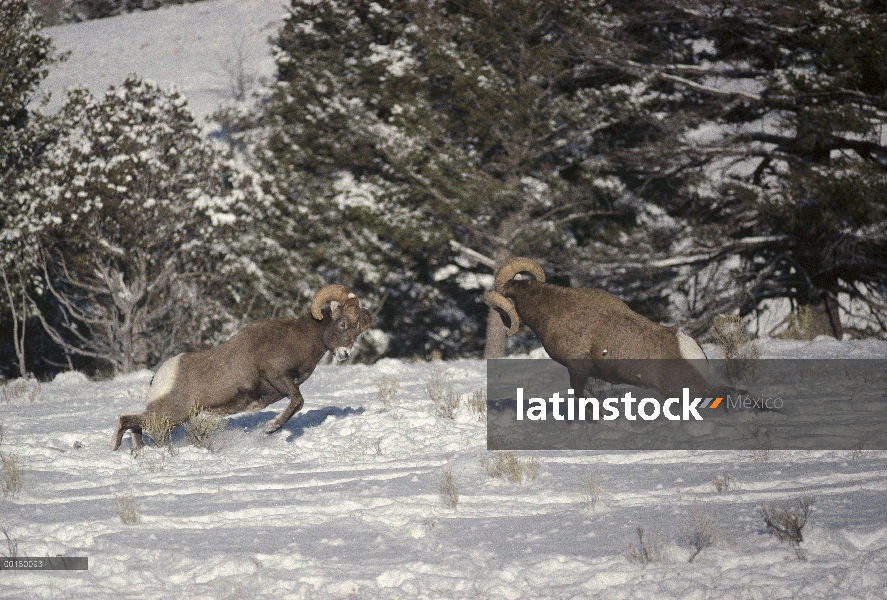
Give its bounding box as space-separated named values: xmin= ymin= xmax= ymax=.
xmin=311 ymin=284 xmax=358 ymax=320
xmin=483 ymin=291 xmax=520 ymax=336
xmin=494 ymin=257 xmax=545 ymax=293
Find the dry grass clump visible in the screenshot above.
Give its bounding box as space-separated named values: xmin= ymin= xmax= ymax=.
xmin=775 ymin=305 xmax=814 ymax=340
xmin=426 ymin=368 xmax=450 ymax=403
xmin=713 ymin=471 xmax=732 ymax=493
xmin=711 ymin=314 xmax=760 ymax=381
xmin=581 ymin=469 xmax=604 ymax=511
xmin=115 ymin=494 xmax=141 ymax=524
xmin=1 ymin=453 xmax=22 ymax=498
xmin=142 ymin=411 xmax=175 ymax=450
xmin=376 ymin=375 xmax=400 ymax=410
xmin=440 ymin=467 xmax=459 ymax=509
xmin=427 ymin=368 xmax=461 ymax=418
xmin=465 ymin=388 xmax=487 ymax=421
xmin=1 ymin=378 xmax=42 ymax=403
xmin=627 ymin=526 xmax=667 ymax=565
xmin=482 ymin=451 xmax=539 ymax=484
xmin=435 ymin=388 xmax=461 ymax=419
xmin=750 ymin=449 xmax=771 ymax=462
xmin=1 ymin=422 xmax=23 ymax=498
xmin=184 ymin=408 xmax=227 ymax=451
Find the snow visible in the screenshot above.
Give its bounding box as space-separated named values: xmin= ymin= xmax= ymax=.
xmin=2 ymin=338 xmax=887 ymax=598
xmin=39 ymin=0 xmax=286 ymax=123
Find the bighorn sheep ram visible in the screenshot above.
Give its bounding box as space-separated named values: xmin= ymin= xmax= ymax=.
xmin=113 ymin=285 xmax=373 ymax=450
xmin=483 ymin=257 xmax=712 ymax=397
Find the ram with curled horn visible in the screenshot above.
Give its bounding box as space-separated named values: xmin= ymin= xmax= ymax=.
xmin=483 ymin=258 xmax=714 ymax=397
xmin=113 ymin=284 xmax=373 ymax=451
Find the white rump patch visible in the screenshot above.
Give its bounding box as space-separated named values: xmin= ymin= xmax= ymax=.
xmin=678 ymin=332 xmax=710 ymax=381
xmin=146 ymin=354 xmax=181 ymax=403
xmin=347 ymin=293 xmax=356 ymax=299
xmin=678 ymin=332 xmax=706 ymax=360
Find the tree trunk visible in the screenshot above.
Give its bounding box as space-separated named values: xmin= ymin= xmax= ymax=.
xmin=805 ymin=294 xmax=843 ymax=339
xmin=483 ymin=305 xmax=507 ymax=358
xmin=482 ymin=242 xmax=515 ymax=358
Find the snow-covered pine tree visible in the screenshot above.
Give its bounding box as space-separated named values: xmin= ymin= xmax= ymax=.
xmin=0 ymin=0 xmax=61 ymax=377
xmin=246 ymin=0 xmax=638 ymax=358
xmin=580 ymin=0 xmax=887 ymax=339
xmin=23 ymin=77 xmax=254 ymax=375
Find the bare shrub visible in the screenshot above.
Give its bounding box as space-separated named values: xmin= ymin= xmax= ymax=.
xmin=184 ymin=409 xmax=227 ymax=451
xmin=465 ymin=388 xmax=487 ymax=421
xmin=711 ymin=314 xmax=760 ymax=381
xmin=115 ymin=494 xmax=141 ymax=524
xmin=581 ymin=469 xmax=604 ymax=511
xmin=376 ymin=375 xmax=400 ymax=409
xmin=440 ymin=467 xmax=459 ymax=509
xmin=482 ymin=451 xmax=539 ymax=484
xmin=1 ymin=453 xmax=22 ymax=498
xmin=688 ymin=506 xmax=716 ymax=562
xmin=627 ymin=527 xmax=666 ymax=565
xmin=759 ymin=496 xmax=814 ymax=549
xmin=713 ymin=471 xmax=732 ymax=493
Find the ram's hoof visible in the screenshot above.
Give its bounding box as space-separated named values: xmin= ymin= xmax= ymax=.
xmin=264 ymin=421 xmax=281 ymax=435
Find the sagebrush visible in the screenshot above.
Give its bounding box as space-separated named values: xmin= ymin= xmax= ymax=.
xmin=440 ymin=467 xmax=459 ymax=509
xmin=184 ymin=409 xmax=227 ymax=451
xmin=627 ymin=527 xmax=666 ymax=565
xmin=759 ymin=496 xmax=814 ymax=548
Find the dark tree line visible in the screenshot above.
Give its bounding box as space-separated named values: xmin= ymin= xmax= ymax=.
xmin=2 ymin=0 xmax=886 ymax=378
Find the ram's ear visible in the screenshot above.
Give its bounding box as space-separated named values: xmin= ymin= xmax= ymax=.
xmin=357 ymin=308 xmax=374 ymax=332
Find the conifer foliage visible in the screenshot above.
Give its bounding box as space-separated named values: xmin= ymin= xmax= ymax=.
xmin=253 ymin=0 xmax=633 ymax=357
xmin=24 ymin=77 xmax=250 ymax=374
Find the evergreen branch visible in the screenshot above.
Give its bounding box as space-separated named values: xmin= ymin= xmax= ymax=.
xmin=449 ymin=240 xmax=496 ymax=270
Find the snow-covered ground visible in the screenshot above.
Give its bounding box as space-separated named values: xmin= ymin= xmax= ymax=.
xmin=1 ymin=338 xmax=886 ymax=599
xmin=39 ymin=0 xmax=285 ymax=122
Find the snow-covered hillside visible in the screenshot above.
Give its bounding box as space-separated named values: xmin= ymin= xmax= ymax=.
xmin=39 ymin=0 xmax=285 ymax=122
xmin=1 ymin=338 xmax=886 ymax=599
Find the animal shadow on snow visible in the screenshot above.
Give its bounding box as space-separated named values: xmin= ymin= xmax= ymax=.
xmin=225 ymin=405 xmax=366 ymax=441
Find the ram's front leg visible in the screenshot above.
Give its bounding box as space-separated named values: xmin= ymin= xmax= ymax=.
xmin=263 ymin=375 xmax=307 ymax=434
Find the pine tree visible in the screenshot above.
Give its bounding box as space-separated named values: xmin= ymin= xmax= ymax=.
xmin=581 ymin=0 xmax=887 ymax=338
xmin=248 ymin=0 xmax=635 ymax=358
xmin=0 ymin=0 xmax=61 ymax=377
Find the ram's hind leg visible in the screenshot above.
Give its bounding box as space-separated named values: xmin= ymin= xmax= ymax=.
xmin=113 ymin=413 xmax=144 ymax=451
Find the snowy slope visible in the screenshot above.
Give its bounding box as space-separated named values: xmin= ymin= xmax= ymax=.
xmin=39 ymin=0 xmax=286 ymax=122
xmin=1 ymin=338 xmax=886 ymax=599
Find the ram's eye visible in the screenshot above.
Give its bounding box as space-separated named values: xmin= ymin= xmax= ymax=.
xmin=339 ymin=321 xmax=348 ymax=329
